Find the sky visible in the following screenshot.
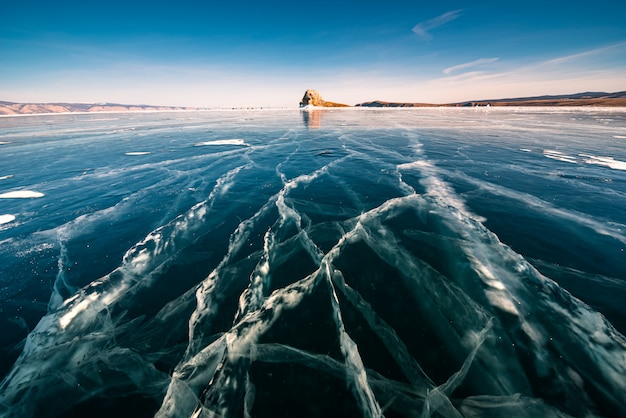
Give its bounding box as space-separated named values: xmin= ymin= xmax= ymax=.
xmin=1 ymin=0 xmax=625 ymax=108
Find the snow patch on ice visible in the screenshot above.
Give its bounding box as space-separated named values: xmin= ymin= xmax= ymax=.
xmin=543 ymin=150 xmax=577 ymax=164
xmin=194 ymin=139 xmax=249 ymax=147
xmin=0 ymin=190 xmax=45 ymax=198
xmin=0 ymin=214 xmax=16 ymax=224
xmin=580 ymin=154 xmax=626 ymax=171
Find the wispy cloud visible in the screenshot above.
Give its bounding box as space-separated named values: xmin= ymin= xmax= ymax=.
xmin=443 ymin=57 xmax=499 ymax=75
xmin=540 ymin=41 xmax=626 ymax=66
xmin=422 ymin=41 xmax=626 ymax=102
xmin=412 ymin=10 xmax=462 ymax=40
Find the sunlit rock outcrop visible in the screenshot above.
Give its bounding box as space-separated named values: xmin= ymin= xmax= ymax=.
xmin=299 ymin=90 xmax=350 ymax=108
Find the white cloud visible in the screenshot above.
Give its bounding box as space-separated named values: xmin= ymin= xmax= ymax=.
xmin=412 ymin=10 xmax=462 ymax=40
xmin=443 ymin=58 xmax=499 ymax=75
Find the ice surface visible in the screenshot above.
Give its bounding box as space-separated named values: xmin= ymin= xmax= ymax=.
xmin=1 ymin=109 xmax=625 ymax=417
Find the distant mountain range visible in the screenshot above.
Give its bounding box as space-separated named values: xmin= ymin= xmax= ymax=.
xmin=2 ymin=91 xmax=626 ymax=115
xmin=0 ymin=101 xmax=192 ymax=116
xmin=356 ymin=91 xmax=626 ymax=107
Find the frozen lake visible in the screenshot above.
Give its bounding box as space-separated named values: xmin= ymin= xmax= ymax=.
xmin=1 ymin=108 xmax=625 ymax=417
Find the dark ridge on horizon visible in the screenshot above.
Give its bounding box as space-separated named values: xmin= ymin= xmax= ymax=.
xmin=356 ymin=91 xmax=626 ymax=107
xmin=485 ymin=91 xmax=626 ymax=101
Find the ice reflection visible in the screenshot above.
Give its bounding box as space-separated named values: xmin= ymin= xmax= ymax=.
xmin=302 ymin=109 xmax=323 ymax=128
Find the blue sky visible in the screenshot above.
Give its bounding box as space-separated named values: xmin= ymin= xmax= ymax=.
xmin=1 ymin=0 xmax=625 ymax=107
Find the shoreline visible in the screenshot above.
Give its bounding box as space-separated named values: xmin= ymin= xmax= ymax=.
xmin=0 ymin=107 xmax=295 ymax=118
xmin=2 ymin=105 xmax=626 ymax=119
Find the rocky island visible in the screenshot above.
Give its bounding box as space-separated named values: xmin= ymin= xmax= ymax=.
xmin=299 ymin=90 xmax=350 ymax=108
